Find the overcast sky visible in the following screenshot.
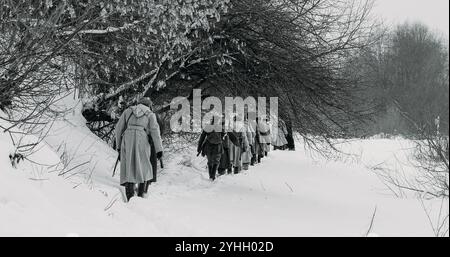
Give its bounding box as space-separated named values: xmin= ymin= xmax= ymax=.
xmin=372 ymin=0 xmax=449 ymax=37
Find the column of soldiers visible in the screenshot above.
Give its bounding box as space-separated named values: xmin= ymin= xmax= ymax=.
xmin=115 ymin=98 xmax=291 ymax=202
xmin=197 ymin=113 xmax=289 ymax=181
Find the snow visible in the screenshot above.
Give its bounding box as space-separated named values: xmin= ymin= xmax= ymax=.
xmin=0 ymin=94 xmax=445 ymax=237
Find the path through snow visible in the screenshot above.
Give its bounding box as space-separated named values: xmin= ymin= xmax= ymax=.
xmin=0 ymin=95 xmax=441 ymax=236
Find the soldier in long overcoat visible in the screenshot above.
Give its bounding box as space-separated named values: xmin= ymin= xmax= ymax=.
xmin=272 ymin=119 xmax=289 ymax=150
xmin=115 ymin=98 xmax=163 ymax=201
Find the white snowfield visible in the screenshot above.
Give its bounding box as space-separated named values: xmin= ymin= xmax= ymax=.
xmin=0 ymin=96 xmax=444 ymax=237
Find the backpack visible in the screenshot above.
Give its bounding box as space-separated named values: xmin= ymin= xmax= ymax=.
xmin=206 ymin=132 xmax=223 ymax=145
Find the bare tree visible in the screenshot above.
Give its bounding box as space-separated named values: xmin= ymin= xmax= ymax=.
xmin=0 ymin=1 xmax=102 ymax=159
xmin=2 ymin=0 xmax=380 ymax=157
xmin=349 ymin=23 xmax=449 ymax=136
xmin=85 ymin=0 xmax=380 ymax=152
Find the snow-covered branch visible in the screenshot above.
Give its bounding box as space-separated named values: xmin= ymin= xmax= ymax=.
xmin=104 ymin=68 xmax=159 ymax=101
xmin=60 ymin=20 xmax=143 ymax=36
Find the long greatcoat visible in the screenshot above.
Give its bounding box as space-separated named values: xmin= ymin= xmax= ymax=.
xmin=229 ymin=129 xmax=249 ymax=169
xmin=115 ymin=104 xmax=163 ymax=186
xmin=272 ymin=119 xmax=288 ymax=147
xmin=258 ymin=120 xmax=272 ymax=144
xmin=258 ymin=119 xmax=272 ymax=154
xmin=242 ymin=121 xmax=255 ymax=165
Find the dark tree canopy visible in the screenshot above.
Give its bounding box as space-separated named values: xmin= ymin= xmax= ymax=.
xmin=2 ymin=0 xmax=382 ymax=150
xmin=72 ymin=0 xmax=378 ymax=148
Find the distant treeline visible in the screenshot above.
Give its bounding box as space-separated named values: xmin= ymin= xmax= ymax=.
xmin=348 ymin=23 xmax=449 ymax=137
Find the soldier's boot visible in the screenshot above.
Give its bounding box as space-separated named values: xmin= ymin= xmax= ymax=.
xmin=257 ymin=155 xmax=262 ymax=163
xmin=218 ymin=169 xmax=226 ymax=176
xmin=124 ymin=183 xmax=135 ymax=202
xmin=251 ymin=157 xmax=256 ymax=166
xmin=211 ymin=164 xmax=219 ymax=181
xmin=137 ymin=183 xmax=146 ymax=198
xmin=208 ymin=165 xmax=214 ymax=181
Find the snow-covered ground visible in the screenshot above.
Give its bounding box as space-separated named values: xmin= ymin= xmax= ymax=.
xmin=0 ymin=94 xmax=445 ymax=237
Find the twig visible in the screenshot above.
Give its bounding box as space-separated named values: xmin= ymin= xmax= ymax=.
xmin=365 ymin=206 xmax=377 ymax=237
xmin=29 ymin=178 xmax=50 ymax=181
xmin=285 ymin=182 xmax=294 ymax=193
xmin=59 ymin=161 xmax=90 ymax=176
xmin=104 ymin=194 xmax=120 ymax=211
xmin=260 ymin=180 xmax=266 ymax=192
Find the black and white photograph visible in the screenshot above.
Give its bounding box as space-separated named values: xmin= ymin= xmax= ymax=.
xmin=0 ymin=0 xmax=449 ymax=241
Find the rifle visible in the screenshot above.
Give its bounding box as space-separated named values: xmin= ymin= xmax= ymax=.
xmin=159 ymin=158 xmax=164 ymax=169
xmin=112 ymin=155 xmax=119 ymax=177
xmin=197 ymin=132 xmax=207 ymax=156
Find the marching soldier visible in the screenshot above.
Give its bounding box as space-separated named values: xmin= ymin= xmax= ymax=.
xmin=115 ymin=97 xmax=163 ymax=202
xmin=197 ymin=116 xmax=225 ymax=181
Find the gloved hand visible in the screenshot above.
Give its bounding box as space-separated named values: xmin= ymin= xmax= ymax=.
xmin=157 ymin=151 xmax=163 ymax=160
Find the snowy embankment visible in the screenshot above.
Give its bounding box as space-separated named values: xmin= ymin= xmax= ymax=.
xmin=0 ymin=93 xmax=443 ymax=236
